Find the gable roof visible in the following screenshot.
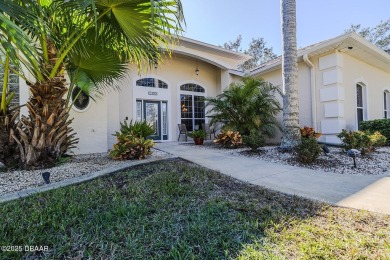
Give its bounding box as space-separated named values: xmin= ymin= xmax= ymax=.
xmin=250 ymin=32 xmax=390 ymax=76
xmin=164 ymin=36 xmax=252 ymax=70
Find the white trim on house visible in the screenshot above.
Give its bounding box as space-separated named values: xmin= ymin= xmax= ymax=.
xmin=250 ymin=32 xmax=390 ymax=77
xmin=178 ymin=36 xmax=252 ymax=60
xmin=132 ymin=74 xmax=172 ymax=142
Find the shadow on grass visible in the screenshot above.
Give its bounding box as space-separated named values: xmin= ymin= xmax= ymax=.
xmin=1 ymin=158 xmax=389 ymax=259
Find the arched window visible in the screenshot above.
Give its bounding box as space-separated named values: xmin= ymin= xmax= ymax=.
xmin=136 ymin=78 xmax=168 ymax=89
xmin=384 ymin=90 xmax=390 ymax=119
xmin=180 ymin=83 xmax=205 ymax=93
xmin=356 ymin=83 xmax=367 ymax=129
xmin=179 ymin=83 xmax=206 ymax=131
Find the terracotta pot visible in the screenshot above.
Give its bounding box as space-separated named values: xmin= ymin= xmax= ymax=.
xmin=194 ymin=137 xmax=204 ymax=145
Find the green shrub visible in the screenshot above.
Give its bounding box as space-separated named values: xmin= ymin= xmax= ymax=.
xmin=187 ymin=130 xmax=207 ymax=139
xmin=206 ymin=77 xmax=281 ymax=137
xmin=369 ymin=131 xmax=387 ymax=147
xmin=110 ymin=134 xmax=154 ymax=160
xmin=337 ymin=129 xmax=387 ymax=155
xmin=214 ymin=130 xmax=242 ymax=148
xmin=110 ymin=119 xmax=155 ymax=160
xmin=360 ymin=119 xmax=390 ymax=144
xmin=296 ymin=137 xmax=322 ymax=163
xmin=243 ymin=129 xmax=265 ymax=151
xmin=118 ymin=120 xmax=155 ymax=138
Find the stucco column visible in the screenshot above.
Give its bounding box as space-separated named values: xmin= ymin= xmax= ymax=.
xmin=319 ymin=52 xmax=345 ymax=144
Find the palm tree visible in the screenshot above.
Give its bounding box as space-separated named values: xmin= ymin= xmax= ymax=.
xmin=280 ymin=0 xmax=300 ymax=149
xmin=0 ymin=0 xmax=184 ymax=167
xmin=0 ymin=1 xmax=42 ymax=165
xmin=206 ymin=77 xmax=281 ymax=138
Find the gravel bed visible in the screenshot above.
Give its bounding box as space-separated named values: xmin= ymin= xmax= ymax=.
xmin=186 ymin=141 xmax=390 ymax=175
xmin=0 ymin=149 xmax=170 ymax=197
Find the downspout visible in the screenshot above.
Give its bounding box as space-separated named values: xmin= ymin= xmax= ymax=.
xmin=303 ymin=54 xmax=317 ymax=132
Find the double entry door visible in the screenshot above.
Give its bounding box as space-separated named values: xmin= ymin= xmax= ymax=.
xmin=137 ymin=100 xmax=168 ymax=140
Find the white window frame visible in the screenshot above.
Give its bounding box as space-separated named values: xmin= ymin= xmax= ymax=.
xmin=178 ymin=82 xmax=207 ymax=132
xmin=384 ymin=90 xmax=390 ymax=119
xmin=355 ymin=83 xmax=368 ymax=130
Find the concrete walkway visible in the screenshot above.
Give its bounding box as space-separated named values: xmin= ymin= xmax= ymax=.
xmin=155 ymin=142 xmax=390 ymax=215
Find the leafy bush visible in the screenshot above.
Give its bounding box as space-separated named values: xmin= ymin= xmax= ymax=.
xmin=214 ymin=130 xmax=242 ymax=148
xmin=206 ymin=77 xmax=281 ymax=137
xmin=337 ymin=129 xmax=387 ymax=155
xmin=300 ymin=126 xmax=322 ymax=139
xmin=110 ymin=119 xmax=155 ymax=160
xmin=360 ymin=119 xmax=390 ymax=144
xmin=243 ymin=129 xmax=265 ymax=151
xmin=110 ymin=134 xmax=154 ymax=160
xmin=118 ymin=120 xmax=155 ymax=138
xmin=369 ymin=131 xmax=387 ymax=147
xmin=296 ymin=137 xmax=322 ymax=163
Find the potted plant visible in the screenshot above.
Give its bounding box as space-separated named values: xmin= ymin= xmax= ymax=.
xmin=188 ymin=130 xmax=207 ymax=145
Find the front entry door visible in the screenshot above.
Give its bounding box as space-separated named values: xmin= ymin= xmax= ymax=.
xmin=144 ymin=101 xmax=161 ymax=140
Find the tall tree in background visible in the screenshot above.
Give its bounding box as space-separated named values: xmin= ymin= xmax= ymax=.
xmin=346 ymin=19 xmax=390 ymax=53
xmin=280 ymin=0 xmax=300 ymax=149
xmin=223 ymin=35 xmax=277 ymax=71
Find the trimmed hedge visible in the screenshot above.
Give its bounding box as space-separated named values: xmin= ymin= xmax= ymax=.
xmin=360 ymin=119 xmax=390 ymax=144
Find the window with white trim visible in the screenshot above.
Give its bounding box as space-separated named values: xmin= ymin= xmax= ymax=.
xmin=384 ymin=91 xmax=390 ymax=119
xmin=136 ymin=78 xmax=168 ymax=89
xmin=180 ymin=84 xmax=205 ymax=131
xmin=356 ymin=83 xmax=366 ymax=129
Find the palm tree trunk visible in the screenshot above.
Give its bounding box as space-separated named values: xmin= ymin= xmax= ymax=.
xmin=280 ymin=0 xmax=301 ymax=149
xmin=0 ymin=108 xmax=19 ymax=166
xmin=12 ymin=41 xmax=78 ymax=168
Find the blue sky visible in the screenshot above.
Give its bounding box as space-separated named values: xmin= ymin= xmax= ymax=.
xmin=180 ymin=0 xmax=390 ymax=55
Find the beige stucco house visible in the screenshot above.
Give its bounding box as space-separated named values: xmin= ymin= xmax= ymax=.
xmin=16 ymin=32 xmax=390 ymax=154
xmin=251 ymin=32 xmax=390 ymax=144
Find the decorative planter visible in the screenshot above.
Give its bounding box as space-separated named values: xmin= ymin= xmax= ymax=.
xmin=194 ymin=137 xmax=204 ymax=145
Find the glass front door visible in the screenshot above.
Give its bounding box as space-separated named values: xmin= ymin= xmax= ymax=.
xmin=144 ymin=101 xmax=161 ymax=140
xmin=140 ymin=100 xmax=168 ymax=141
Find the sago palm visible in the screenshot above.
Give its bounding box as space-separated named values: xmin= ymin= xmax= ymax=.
xmin=0 ymin=0 xmax=183 ymax=167
xmin=206 ymin=77 xmax=281 ymax=138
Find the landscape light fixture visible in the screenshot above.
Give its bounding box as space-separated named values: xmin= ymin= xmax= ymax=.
xmin=322 ymin=144 xmax=330 ymax=155
xmin=346 ymin=149 xmax=360 ymax=168
xmin=42 ymin=172 xmax=51 ymax=184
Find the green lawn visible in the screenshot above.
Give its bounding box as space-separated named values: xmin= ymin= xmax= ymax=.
xmin=1 ymin=159 xmax=389 ymax=259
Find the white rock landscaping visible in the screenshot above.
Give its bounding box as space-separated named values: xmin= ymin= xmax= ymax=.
xmin=188 ymin=142 xmax=390 ymax=175
xmin=0 ymin=149 xmax=170 ymax=197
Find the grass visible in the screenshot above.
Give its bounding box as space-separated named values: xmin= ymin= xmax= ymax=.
xmin=0 ymin=158 xmax=389 ymax=259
